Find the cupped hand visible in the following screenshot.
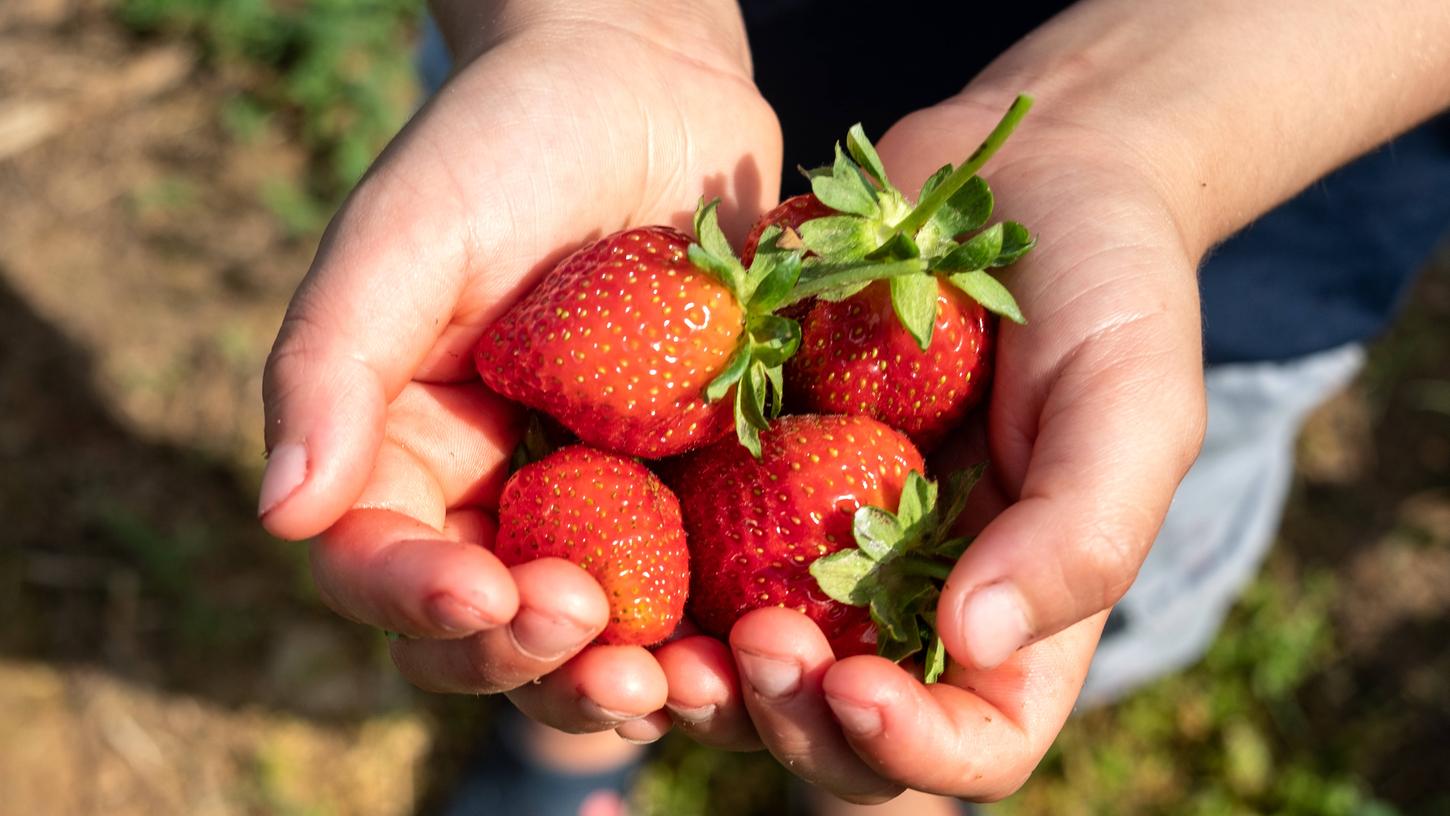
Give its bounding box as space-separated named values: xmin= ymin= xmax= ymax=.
xmin=259 ymin=6 xmax=781 ymax=734
xmin=655 ymin=94 xmax=1208 ymax=801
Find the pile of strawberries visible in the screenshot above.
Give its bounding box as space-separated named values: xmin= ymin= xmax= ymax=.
xmin=477 ymin=97 xmax=1034 ymax=682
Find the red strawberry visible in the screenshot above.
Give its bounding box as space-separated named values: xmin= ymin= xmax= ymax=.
xmin=781 ymin=101 xmax=1036 ymax=449
xmin=494 ymin=445 xmax=689 ymax=646
xmin=477 ymin=199 xmax=888 ymax=458
xmin=788 ymin=280 xmax=993 ymax=449
xmin=741 ymin=194 xmax=836 ymax=267
xmin=672 ymin=414 xmax=925 ymax=658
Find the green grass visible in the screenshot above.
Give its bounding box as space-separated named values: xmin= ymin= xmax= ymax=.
xmin=118 ymin=0 xmax=420 ymax=211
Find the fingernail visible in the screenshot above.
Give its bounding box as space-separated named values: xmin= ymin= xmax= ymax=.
xmin=666 ymin=702 xmax=717 ymax=724
xmin=825 ymin=694 xmax=883 ymax=737
xmin=960 ymin=581 xmax=1033 ymax=669
xmin=736 ymin=650 xmax=801 ymax=700
xmin=578 ymin=697 xmax=639 ymax=724
xmin=258 ymin=442 xmax=307 ymax=517
xmin=509 ymin=606 xmax=593 ymax=661
xmin=425 ymin=593 xmax=493 ymax=634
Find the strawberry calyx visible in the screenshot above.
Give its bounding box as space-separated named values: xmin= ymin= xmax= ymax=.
xmin=688 ymin=198 xmax=805 ymax=457
xmin=690 ymin=198 xmax=933 ymax=456
xmin=791 ymin=95 xmax=1037 ymax=350
xmin=808 ymin=464 xmax=986 ymax=683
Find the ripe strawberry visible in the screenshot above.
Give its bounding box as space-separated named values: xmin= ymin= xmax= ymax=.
xmin=494 ymin=445 xmax=689 ymax=646
xmin=741 ymin=193 xmax=836 ymax=266
xmin=787 ymin=280 xmax=992 ymax=448
xmin=672 ymin=415 xmax=924 ymax=658
xmin=783 ymin=97 xmax=1037 ymax=449
xmin=475 ymin=200 xmax=809 ymax=458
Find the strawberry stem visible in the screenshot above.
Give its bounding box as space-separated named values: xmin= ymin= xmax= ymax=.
xmin=900 ymin=555 xmax=955 ymax=581
xmin=888 ymin=94 xmax=1033 ymax=242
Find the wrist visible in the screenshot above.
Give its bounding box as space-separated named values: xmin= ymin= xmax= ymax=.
xmin=430 ymin=0 xmax=753 ymax=79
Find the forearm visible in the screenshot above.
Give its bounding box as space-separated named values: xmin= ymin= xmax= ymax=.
xmin=963 ymin=0 xmax=1450 ymax=258
xmin=427 ymin=0 xmax=752 ymax=76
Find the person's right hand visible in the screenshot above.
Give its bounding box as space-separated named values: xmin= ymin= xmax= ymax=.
xmin=258 ymin=1 xmax=781 ymax=736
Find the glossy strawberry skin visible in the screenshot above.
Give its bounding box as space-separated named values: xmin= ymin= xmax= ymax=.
xmin=494 ymin=445 xmax=690 ymax=647
xmin=476 ymin=227 xmax=743 ymax=458
xmin=741 ymin=194 xmax=836 ymax=267
xmin=787 ymin=280 xmax=993 ymax=450
xmin=672 ymin=415 xmax=924 ymax=657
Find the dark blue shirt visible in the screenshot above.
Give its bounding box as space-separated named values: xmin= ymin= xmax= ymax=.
xmin=743 ymin=0 xmax=1450 ymax=364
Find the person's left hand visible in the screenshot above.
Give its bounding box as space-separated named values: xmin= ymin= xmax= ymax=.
xmin=649 ymin=90 xmax=1207 ymax=802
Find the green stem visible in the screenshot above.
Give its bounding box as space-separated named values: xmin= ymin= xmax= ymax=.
xmin=888 ymin=94 xmax=1034 ymax=241
xmin=899 ymin=555 xmax=954 ymax=581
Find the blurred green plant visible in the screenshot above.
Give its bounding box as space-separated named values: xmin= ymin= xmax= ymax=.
xmin=118 ymin=0 xmax=420 ymax=212
xmin=991 ymin=568 xmax=1398 ymax=816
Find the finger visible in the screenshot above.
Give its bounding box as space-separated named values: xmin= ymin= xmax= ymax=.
xmin=313 ymin=508 xmax=518 ymax=638
xmin=308 ymin=379 xmax=524 ymax=636
xmin=938 ymin=319 xmax=1205 ymax=669
xmin=388 ymin=557 xmax=609 ymax=692
xmin=352 ymin=381 xmax=521 ymax=528
xmin=821 ymin=613 xmax=1105 ymax=801
xmin=616 ymin=710 xmax=673 ymax=744
xmin=654 ymin=635 xmax=763 ymax=751
xmin=507 ymin=644 xmax=669 ymax=734
xmin=729 ymin=608 xmax=902 ymax=804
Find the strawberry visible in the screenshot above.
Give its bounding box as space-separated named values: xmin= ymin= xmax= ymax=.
xmin=475 ymin=200 xmax=809 ymax=458
xmin=675 ymin=414 xmax=979 ymax=671
xmin=741 ymin=193 xmax=836 ymax=267
xmin=782 ymin=96 xmax=1037 ymax=449
xmin=788 ymin=280 xmax=992 ymax=448
xmin=494 ymin=445 xmax=690 ymax=646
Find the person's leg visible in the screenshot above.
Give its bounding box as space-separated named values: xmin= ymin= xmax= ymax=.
xmin=1080 ymin=343 xmax=1365 ymax=706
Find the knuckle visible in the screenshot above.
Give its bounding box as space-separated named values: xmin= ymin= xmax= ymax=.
xmin=1074 ymin=513 xmax=1150 ymax=610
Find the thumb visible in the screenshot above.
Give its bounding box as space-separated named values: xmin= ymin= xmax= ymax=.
xmin=259 ymin=160 xmax=473 ymax=540
xmin=937 ymin=326 xmax=1206 ymax=669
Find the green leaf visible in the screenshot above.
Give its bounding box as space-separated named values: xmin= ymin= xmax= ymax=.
xmin=704 ymin=343 xmax=750 ymax=402
xmin=732 ymin=366 xmax=766 ymax=457
xmin=748 ymin=314 xmax=801 ymax=367
xmin=933 ymin=536 xmax=973 ymax=561
xmin=845 ymin=123 xmax=889 ymax=187
xmin=763 ymin=363 xmax=786 ymax=418
xmin=694 ymin=197 xmax=738 ymax=267
xmin=876 ymin=623 xmax=924 ymax=664
xmin=926 ymin=176 xmax=993 ymax=242
xmin=870 ymin=590 xmax=914 ymax=643
xmin=936 ymin=464 xmax=986 ymax=537
xmin=810 ymin=145 xmax=880 ymax=217
xmin=748 ymin=250 xmax=803 ymax=312
xmin=740 ymin=363 xmax=769 ymax=429
xmin=992 ymin=221 xmax=1036 ymax=267
xmin=853 ymin=506 xmax=905 ymax=561
xmin=896 ymin=471 xmax=938 ymax=538
xmin=784 ymin=257 xmax=927 ymax=305
xmin=917 ymin=164 xmax=953 ymax=201
xmin=937 ymin=222 xmax=1004 ymax=272
xmin=889 ymin=273 xmax=940 ymax=350
xmin=688 ymin=243 xmax=743 ymax=297
xmin=798 ymin=215 xmax=876 ymax=260
xmin=810 ymin=549 xmax=879 ymax=605
xmin=922 ymin=634 xmax=947 ymax=684
xmin=947 ymin=269 xmax=1026 ymax=324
